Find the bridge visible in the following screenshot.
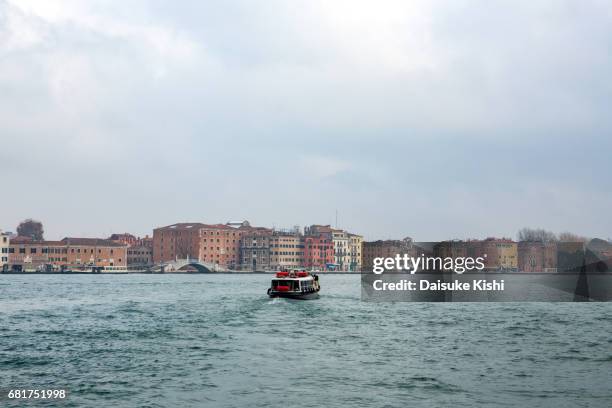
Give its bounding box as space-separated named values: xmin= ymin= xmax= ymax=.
xmin=151 ymin=258 xmax=226 ymax=273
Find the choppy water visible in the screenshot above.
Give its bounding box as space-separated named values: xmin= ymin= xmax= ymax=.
xmin=1 ymin=274 xmax=611 ymax=407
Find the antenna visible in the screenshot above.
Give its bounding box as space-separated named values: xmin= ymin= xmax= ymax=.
xmin=335 ymin=209 xmax=338 ymax=229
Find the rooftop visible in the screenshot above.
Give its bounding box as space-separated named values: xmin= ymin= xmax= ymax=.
xmin=61 ymin=238 xmax=127 ymax=247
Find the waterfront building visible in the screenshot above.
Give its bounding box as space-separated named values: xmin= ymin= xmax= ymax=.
xmin=63 ymin=238 xmax=128 ymax=268
xmin=198 ymin=224 xmax=245 ymax=269
xmin=8 ymin=237 xmax=63 ymax=270
xmin=362 ymin=237 xmax=415 ymax=271
xmin=110 ymin=233 xmax=154 ymax=269
xmin=478 ymin=238 xmax=518 ymax=271
xmin=8 ymin=237 xmax=127 ymax=271
xmin=304 ymin=225 xmax=362 ymax=271
xmin=269 ymin=229 xmax=304 ymax=270
xmin=153 ymin=223 xmax=205 ymax=264
xmin=127 ymin=245 xmax=153 ymax=268
xmin=303 ymin=235 xmax=334 ymax=271
xmin=348 ymin=233 xmax=363 ymax=272
xmin=1 ymin=230 xmax=9 ymax=270
xmin=153 ymin=221 xmax=265 ymax=270
xmin=331 ymin=229 xmax=350 ymax=271
xmin=239 ymin=229 xmax=273 ymax=271
xmin=517 ymin=241 xmax=557 ymax=272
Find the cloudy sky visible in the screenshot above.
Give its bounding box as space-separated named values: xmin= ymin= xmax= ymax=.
xmin=1 ymin=0 xmax=611 ymax=240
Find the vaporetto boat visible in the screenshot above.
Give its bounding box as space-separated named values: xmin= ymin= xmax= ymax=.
xmin=267 ymin=270 xmax=320 ymax=300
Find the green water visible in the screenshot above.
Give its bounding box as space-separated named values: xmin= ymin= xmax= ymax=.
xmin=1 ymin=274 xmax=611 ymax=407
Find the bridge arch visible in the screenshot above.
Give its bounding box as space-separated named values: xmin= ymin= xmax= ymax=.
xmin=154 ymin=259 xmax=222 ymax=273
xmin=176 ymin=262 xmax=213 ymax=273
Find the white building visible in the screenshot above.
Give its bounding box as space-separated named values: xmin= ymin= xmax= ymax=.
xmin=332 ymin=229 xmax=350 ymax=271
xmin=0 ymin=230 xmax=10 ymax=270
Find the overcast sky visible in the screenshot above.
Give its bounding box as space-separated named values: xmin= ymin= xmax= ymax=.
xmin=1 ymin=0 xmax=611 ymax=241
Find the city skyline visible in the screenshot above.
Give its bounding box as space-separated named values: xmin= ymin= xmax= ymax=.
xmin=2 ymin=1 xmax=612 ymax=240
xmin=1 ymin=217 xmax=605 ymax=243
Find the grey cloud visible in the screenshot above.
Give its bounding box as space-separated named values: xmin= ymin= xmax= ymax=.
xmin=1 ymin=0 xmax=611 ymax=240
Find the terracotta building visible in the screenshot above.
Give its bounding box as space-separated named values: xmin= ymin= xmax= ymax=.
xmin=153 ymin=223 xmax=204 ymax=263
xmin=8 ymin=237 xmax=127 ymax=271
xmin=303 ymin=235 xmax=334 ymax=271
xmin=153 ymin=221 xmax=263 ymax=269
xmin=198 ymin=224 xmax=245 ymax=269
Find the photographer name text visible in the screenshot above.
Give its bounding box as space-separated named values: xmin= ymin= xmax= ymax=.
xmin=373 ymin=279 xmax=505 ymax=291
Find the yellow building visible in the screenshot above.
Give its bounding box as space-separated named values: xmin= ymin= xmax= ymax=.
xmin=481 ymin=238 xmax=517 ymax=271
xmin=348 ymin=233 xmax=363 ymax=272
xmin=269 ymin=232 xmax=303 ymax=270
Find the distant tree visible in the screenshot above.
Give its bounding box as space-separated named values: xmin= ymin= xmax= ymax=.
xmin=16 ymin=219 xmax=44 ymax=240
xmin=517 ymin=228 xmax=557 ymax=242
xmin=558 ymin=232 xmax=588 ymax=243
